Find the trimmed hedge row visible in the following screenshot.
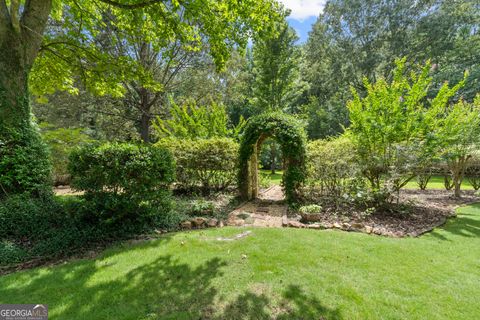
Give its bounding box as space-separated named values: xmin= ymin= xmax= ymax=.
xmin=68 ymin=142 xmax=176 ymax=224
xmin=156 ymin=137 xmax=238 ymax=193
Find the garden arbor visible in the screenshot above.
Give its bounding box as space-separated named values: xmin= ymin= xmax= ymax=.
xmin=238 ymin=113 xmax=307 ymax=204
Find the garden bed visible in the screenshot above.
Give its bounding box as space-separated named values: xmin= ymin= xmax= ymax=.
xmin=291 ymin=190 xmax=479 ymax=237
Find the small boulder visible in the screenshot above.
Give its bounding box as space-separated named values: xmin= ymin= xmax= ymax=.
xmin=333 ymin=222 xmax=342 ymax=229
xmin=207 ymin=218 xmax=218 ymax=227
xmin=191 ymin=217 xmax=207 ymax=228
xmin=341 ymin=222 xmax=352 ymax=231
xmin=319 ymin=222 xmax=333 ymax=229
xmin=180 ymin=220 xmax=192 ymax=229
xmin=365 ymin=225 xmax=373 ymax=234
xmin=234 ymin=219 xmax=245 ymax=226
xmin=307 ymin=223 xmax=322 ymax=229
xmin=288 ymin=220 xmax=306 ymax=228
xmin=351 ymin=222 xmax=364 ymax=230
xmin=217 ymin=220 xmax=224 ymax=228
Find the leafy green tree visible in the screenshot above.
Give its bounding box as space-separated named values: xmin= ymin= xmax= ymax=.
xmin=251 ymin=19 xmax=306 ymax=173
xmin=0 ymin=0 xmax=282 ymax=195
xmin=304 ymin=0 xmax=480 ymax=139
xmin=347 ymin=59 xmax=464 ymax=199
xmin=432 ymin=97 xmax=480 ymax=197
xmin=152 ymin=100 xmax=245 ymax=140
xmin=251 ymin=20 xmax=305 ymax=113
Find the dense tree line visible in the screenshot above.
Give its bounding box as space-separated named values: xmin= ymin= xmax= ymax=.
xmin=33 ymin=0 xmax=479 ymax=142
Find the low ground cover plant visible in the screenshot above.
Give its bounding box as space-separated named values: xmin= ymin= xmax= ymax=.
xmin=0 ymin=143 xmax=179 ymax=267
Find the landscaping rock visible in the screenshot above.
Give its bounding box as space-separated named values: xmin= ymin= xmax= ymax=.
xmin=365 ymin=226 xmax=373 ymax=234
xmin=300 ymin=213 xmax=322 ymax=223
xmin=319 ymin=222 xmax=333 ymax=229
xmin=217 ymin=220 xmax=224 ymax=228
xmin=207 ymin=218 xmax=218 ymax=227
xmin=333 ymin=222 xmax=342 ymax=229
xmin=191 ymin=217 xmax=207 ymax=228
xmin=351 ymin=222 xmax=364 ymax=230
xmin=288 ymin=220 xmax=306 ymax=228
xmin=180 ymin=221 xmax=192 ymax=229
xmin=341 ymin=222 xmax=352 ymax=231
xmin=307 ymin=223 xmax=323 ymax=229
xmin=226 ymin=218 xmax=245 ymax=226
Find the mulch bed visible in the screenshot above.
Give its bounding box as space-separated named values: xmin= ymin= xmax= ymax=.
xmin=292 ymin=190 xmax=479 ymax=237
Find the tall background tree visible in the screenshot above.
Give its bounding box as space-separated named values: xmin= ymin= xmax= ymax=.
xmin=303 ymin=0 xmax=480 ymax=139
xmin=250 ymin=19 xmax=306 ymax=173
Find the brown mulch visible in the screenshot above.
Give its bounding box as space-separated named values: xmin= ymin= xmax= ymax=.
xmin=295 ymin=190 xmax=479 ymax=238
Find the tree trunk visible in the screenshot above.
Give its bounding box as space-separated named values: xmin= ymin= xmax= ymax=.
xmin=0 ymin=1 xmax=53 ymax=195
xmin=270 ymin=142 xmax=276 ymax=174
xmin=138 ymin=88 xmax=151 ymax=143
xmin=140 ymin=111 xmax=151 ymax=143
xmin=0 ymin=32 xmax=29 ymax=130
xmin=454 ymin=179 xmax=461 ymax=198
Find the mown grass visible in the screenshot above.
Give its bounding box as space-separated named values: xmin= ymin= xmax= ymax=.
xmin=1 ymin=203 xmax=479 ymax=319
xmin=262 ymin=170 xmax=477 ymax=191
xmin=260 ymin=169 xmax=283 ymax=186
xmin=404 ymin=175 xmax=475 ymax=190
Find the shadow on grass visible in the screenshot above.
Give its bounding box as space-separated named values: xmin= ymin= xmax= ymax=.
xmin=429 ymin=203 xmax=480 ymax=240
xmin=0 ymin=239 xmax=341 ymax=319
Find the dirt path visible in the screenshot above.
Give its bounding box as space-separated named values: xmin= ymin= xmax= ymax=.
xmin=226 ymin=185 xmax=288 ymax=228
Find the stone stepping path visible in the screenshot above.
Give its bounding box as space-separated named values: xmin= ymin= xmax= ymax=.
xmin=227 ymin=185 xmax=288 ymax=228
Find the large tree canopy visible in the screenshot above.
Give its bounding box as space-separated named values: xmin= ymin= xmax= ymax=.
xmin=0 ymin=0 xmax=283 ymax=195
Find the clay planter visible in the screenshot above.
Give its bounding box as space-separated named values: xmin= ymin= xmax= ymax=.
xmin=300 ymin=213 xmax=322 ymax=223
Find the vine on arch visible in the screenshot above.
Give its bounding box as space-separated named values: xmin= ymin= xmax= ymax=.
xmin=238 ymin=112 xmax=307 ymax=205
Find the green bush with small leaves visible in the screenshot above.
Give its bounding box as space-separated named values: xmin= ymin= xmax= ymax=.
xmin=0 ymin=127 xmax=52 ymax=197
xmin=305 ymin=135 xmax=360 ymax=199
xmin=156 ymin=137 xmax=238 ymax=193
xmin=69 ymin=142 xmax=175 ymax=224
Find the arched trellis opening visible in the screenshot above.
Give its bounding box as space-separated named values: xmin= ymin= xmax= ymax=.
xmin=238 ymin=112 xmax=307 ymax=204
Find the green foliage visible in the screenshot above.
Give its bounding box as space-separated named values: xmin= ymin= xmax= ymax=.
xmin=29 ymin=0 xmax=284 ymax=100
xmin=303 ymin=0 xmax=480 ymax=138
xmin=305 ymin=135 xmax=359 ymax=198
xmin=259 ymin=140 xmax=283 ymax=171
xmin=347 ymin=59 xmax=464 ymax=197
xmin=238 ymin=112 xmax=307 ymax=204
xmin=156 ymin=138 xmax=238 ymax=193
xmin=251 ymin=20 xmax=306 ymax=113
xmin=0 ymin=127 xmax=52 ymax=197
xmin=466 ymin=154 xmax=480 ymax=191
xmin=40 ymin=123 xmax=94 ymax=185
xmin=69 ymin=142 xmax=175 ymax=223
xmin=0 ymin=194 xmax=91 ymax=265
xmin=0 ymin=192 xmax=181 ymax=266
xmin=432 ymin=97 xmax=480 ymax=196
xmin=153 ymin=100 xmax=245 ymax=140
xmin=298 ymin=204 xmax=322 ymax=214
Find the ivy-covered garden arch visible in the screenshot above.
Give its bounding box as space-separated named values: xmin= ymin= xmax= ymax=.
xmin=238 ymin=112 xmax=307 ymax=204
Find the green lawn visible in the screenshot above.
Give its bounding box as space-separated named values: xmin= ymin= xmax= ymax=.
xmin=1 ymin=204 xmax=479 ymax=319
xmin=263 ymin=171 xmax=477 ymax=191
xmin=404 ymin=175 xmax=475 ymax=190
xmin=260 ymin=169 xmax=283 ymax=186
